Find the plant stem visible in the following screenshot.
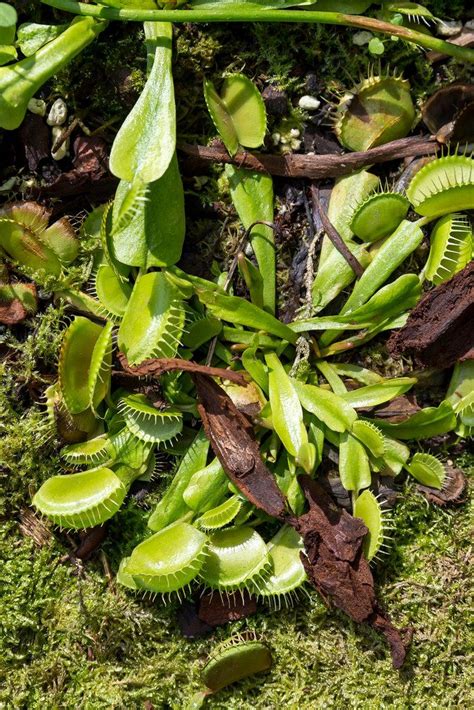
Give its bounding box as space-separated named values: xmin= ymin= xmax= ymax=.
xmin=41 ymin=0 xmax=474 ymax=63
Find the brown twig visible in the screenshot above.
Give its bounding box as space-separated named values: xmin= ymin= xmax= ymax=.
xmin=178 ymin=135 xmax=438 ymax=180
xmin=310 ymin=185 xmax=365 ymax=278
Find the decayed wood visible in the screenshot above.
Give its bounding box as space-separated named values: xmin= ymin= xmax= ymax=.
xmin=178 ymin=135 xmax=438 ymax=180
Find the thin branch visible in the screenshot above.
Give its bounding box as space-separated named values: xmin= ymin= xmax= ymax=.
xmin=311 ymin=185 xmax=365 ymax=278
xmin=178 ymin=136 xmax=439 ymax=180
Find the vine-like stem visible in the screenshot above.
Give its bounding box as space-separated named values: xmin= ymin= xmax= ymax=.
xmin=41 ymin=0 xmax=474 ymax=63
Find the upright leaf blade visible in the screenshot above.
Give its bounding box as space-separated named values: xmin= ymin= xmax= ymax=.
xmin=109 ymin=22 xmax=175 ymax=183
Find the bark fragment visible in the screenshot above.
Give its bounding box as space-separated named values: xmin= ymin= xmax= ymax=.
xmin=198 ymin=591 xmax=257 ymax=627
xmin=417 ymin=466 xmax=467 ymax=506
xmin=292 ymin=476 xmax=409 ymax=668
xmin=387 ymin=263 xmax=474 ymax=369
xmin=192 ymin=373 xmax=287 ymax=520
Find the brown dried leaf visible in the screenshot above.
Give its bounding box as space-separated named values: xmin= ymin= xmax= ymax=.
xmin=387 ymin=262 xmax=474 ymax=369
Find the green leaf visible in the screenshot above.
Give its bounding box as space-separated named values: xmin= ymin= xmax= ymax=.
xmin=111 ymin=153 xmax=185 ymax=268
xmin=291 ymin=379 xmax=357 ymax=433
xmin=353 ymin=489 xmax=384 ymax=561
xmin=406 ymin=453 xmax=446 ymax=489
xmin=339 ymin=431 xmax=371 ymax=493
xmin=0 ymin=2 xmax=17 ymax=45
xmin=265 ymin=352 xmax=308 ymax=458
xmin=204 ymin=79 xmax=239 ymax=156
xmin=148 ymin=430 xmax=209 ymax=531
xmin=182 ymin=457 xmax=229 ymax=513
xmin=242 ymin=347 xmax=269 ymax=392
xmin=352 ymin=420 xmax=385 ymax=458
xmin=109 ymin=22 xmax=175 ymax=183
xmin=59 ymin=317 xmax=105 ymax=415
xmin=342 ymin=377 xmax=416 ymax=409
xmin=17 ymin=22 xmax=67 ymax=56
xmin=196 ymin=287 xmax=297 ymax=344
xmin=320 ymin=219 xmax=424 ymax=347
xmin=225 ymin=165 xmax=275 ymax=313
xmin=370 ymin=401 xmax=457 ymax=440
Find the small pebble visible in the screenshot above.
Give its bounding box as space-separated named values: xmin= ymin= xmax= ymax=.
xmin=27 ymin=98 xmax=46 ymax=117
xmin=47 ymin=98 xmax=68 ymax=126
xmin=298 ymin=95 xmax=321 ymax=111
xmin=437 ymin=20 xmax=462 ymax=37
xmin=51 ymin=126 xmax=69 ymax=161
xmin=353 ymin=30 xmax=373 ymax=46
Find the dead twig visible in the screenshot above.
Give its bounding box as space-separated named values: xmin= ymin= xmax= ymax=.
xmin=178 ymin=135 xmax=438 ymax=180
xmin=311 ymin=185 xmax=365 ymax=278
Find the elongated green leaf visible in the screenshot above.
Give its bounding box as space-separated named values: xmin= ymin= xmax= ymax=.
xmin=343 ymin=220 xmax=424 ymax=314
xmin=148 ymin=430 xmax=209 ymax=531
xmin=196 ymin=287 xmax=297 ymax=344
xmin=339 ymin=431 xmax=371 ymax=493
xmin=204 ymin=79 xmax=239 ymax=156
xmin=370 ymin=401 xmax=457 ymax=440
xmin=291 ymin=379 xmax=357 ymax=433
xmin=242 ymin=347 xmax=269 ymax=392
xmin=342 ymin=377 xmax=416 ymax=409
xmin=109 ymin=22 xmax=175 ymax=183
xmin=320 ymin=220 xmax=424 ymax=347
xmin=311 ymin=241 xmax=370 ymax=313
xmin=225 ymin=165 xmax=275 ymax=313
xmin=111 ymin=153 xmax=185 ymax=268
xmin=265 ymin=352 xmax=307 ymax=458
xmin=352 ymin=420 xmax=385 ymax=458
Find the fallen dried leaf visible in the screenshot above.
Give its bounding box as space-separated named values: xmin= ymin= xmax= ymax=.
xmin=0 ymin=297 xmax=27 ymax=325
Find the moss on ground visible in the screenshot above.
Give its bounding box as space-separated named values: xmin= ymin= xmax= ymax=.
xmin=1 ymin=2 xmax=473 ymax=708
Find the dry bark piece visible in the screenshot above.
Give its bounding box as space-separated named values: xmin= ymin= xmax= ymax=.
xmin=417 ymin=466 xmax=467 ymax=506
xmin=18 ymin=113 xmax=49 ymax=171
xmin=18 ymin=508 xmax=52 ymax=546
xmin=0 ymin=297 xmax=27 ymax=325
xmin=198 ymin=590 xmax=257 ymax=627
xmin=74 ymin=525 xmax=109 ymax=560
xmin=292 ymin=476 xmax=409 ymax=668
xmin=118 ymin=353 xmax=248 ymax=386
xmin=178 ymin=135 xmax=438 ymax=180
xmin=374 ymin=394 xmax=421 ymax=423
xmin=192 ymin=373 xmax=287 ymax=520
xmin=39 ymin=135 xmax=116 ymax=199
xmin=387 ymin=262 xmax=474 ymax=369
